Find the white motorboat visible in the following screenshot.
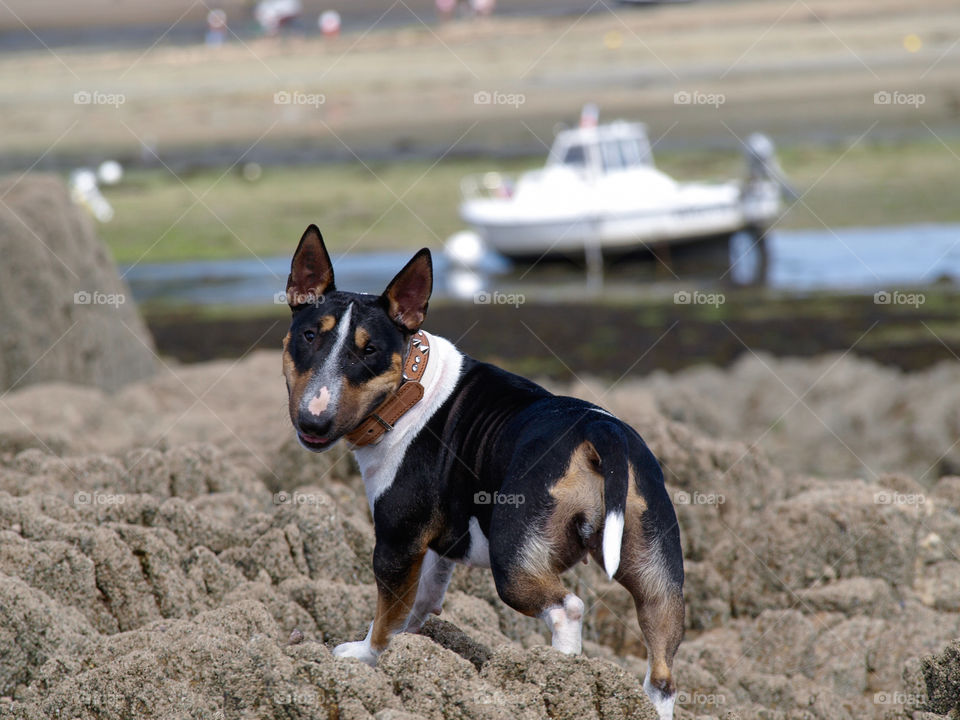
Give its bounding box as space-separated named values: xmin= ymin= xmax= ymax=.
xmin=453 ymin=110 xmax=793 ymax=283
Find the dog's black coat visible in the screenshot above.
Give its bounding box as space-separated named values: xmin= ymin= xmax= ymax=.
xmin=379 ymin=357 xmax=684 ymax=597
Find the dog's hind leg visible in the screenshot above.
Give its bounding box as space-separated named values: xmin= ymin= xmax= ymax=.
xmin=402 ymin=549 xmax=455 ymax=633
xmin=587 ymin=433 xmax=683 ymax=720
xmin=634 ymin=586 xmax=684 ymax=720
xmin=490 ymin=521 xmax=585 ymax=655
xmin=610 ymin=519 xmax=684 ymax=720
xmin=542 ymin=592 xmax=586 ymax=654
xmin=494 ymin=563 xmax=585 ymax=655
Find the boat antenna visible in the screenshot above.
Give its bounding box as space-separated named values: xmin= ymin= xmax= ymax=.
xmin=580 ymin=103 xmax=599 ymax=128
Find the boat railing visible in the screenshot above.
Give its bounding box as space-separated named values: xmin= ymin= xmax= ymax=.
xmin=460 ymin=172 xmax=515 ymax=200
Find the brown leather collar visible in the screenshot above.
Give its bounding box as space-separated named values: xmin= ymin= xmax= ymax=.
xmin=345 ymin=330 xmax=431 ymax=447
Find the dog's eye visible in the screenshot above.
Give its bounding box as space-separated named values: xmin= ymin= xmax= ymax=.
xmin=364 ymin=344 xmax=377 ymax=356
xmin=303 ymin=329 xmax=316 ymax=343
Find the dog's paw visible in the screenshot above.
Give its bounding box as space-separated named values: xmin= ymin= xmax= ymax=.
xmin=333 ymin=640 xmax=379 ymax=666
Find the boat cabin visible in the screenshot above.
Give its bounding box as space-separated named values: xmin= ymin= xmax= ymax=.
xmin=546 ymin=121 xmax=654 ymax=175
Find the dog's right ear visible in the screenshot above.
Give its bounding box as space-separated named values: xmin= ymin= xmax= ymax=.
xmin=286 ymin=225 xmax=334 ymax=308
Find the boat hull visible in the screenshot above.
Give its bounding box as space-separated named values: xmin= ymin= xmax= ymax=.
xmin=460 ymin=176 xmax=781 ymax=261
xmin=462 ymin=204 xmax=772 ymax=261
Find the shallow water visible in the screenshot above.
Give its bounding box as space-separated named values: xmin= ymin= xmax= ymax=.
xmin=121 ymin=223 xmax=960 ymax=307
xmin=768 ymin=223 xmax=960 ymax=290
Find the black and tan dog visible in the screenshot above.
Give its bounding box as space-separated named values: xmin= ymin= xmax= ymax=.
xmin=282 ymin=225 xmax=685 ymax=719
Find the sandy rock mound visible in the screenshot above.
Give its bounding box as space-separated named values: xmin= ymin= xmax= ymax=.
xmin=0 ymin=173 xmax=156 ymax=392
xmin=908 ymin=639 xmax=960 ymax=718
xmin=563 ymin=353 xmax=960 ymax=480
xmin=0 ymin=439 xmax=661 ymax=719
xmin=0 ymin=353 xmax=959 ymax=719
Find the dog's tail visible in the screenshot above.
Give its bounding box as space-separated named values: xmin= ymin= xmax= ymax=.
xmin=586 ymin=419 xmax=630 ymax=580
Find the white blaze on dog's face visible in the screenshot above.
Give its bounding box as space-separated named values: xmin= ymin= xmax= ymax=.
xmin=281 ymin=225 xmax=434 ymax=451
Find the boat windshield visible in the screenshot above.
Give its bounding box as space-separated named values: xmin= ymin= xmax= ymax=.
xmin=586 ymin=137 xmax=654 ymax=173
xmin=619 ymin=137 xmax=651 ymax=167
xmin=561 ymin=144 xmax=587 ymax=169
xmin=601 ymin=141 xmax=623 ymax=172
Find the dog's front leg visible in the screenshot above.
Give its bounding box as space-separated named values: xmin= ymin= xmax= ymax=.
xmin=333 ymin=542 xmax=427 ymax=666
xmin=402 ymin=549 xmax=455 ymax=633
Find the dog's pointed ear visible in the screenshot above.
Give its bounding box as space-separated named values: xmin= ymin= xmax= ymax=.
xmin=286 ymin=225 xmax=334 ymax=308
xmin=382 ymin=248 xmax=432 ymax=332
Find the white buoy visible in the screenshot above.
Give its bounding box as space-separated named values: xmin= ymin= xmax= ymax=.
xmin=71 ymin=169 xmax=98 ymax=194
xmin=319 ymin=10 xmax=341 ymax=37
xmin=97 ymin=160 xmax=123 ymax=185
xmin=447 ymin=269 xmax=485 ymax=300
xmin=444 ymin=230 xmax=486 ymax=268
xmin=471 ymin=0 xmax=496 ymax=16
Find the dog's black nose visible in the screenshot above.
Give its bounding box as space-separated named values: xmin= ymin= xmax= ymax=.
xmin=298 ymin=416 xmax=333 ymax=440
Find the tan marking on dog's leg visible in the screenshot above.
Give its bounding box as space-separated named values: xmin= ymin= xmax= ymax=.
xmin=498 ymin=567 xmax=584 ymax=654
xmin=370 ymin=551 xmax=426 ymax=651
xmin=499 ymin=568 xmax=570 ymax=617
xmin=637 ymin=591 xmax=684 ymax=720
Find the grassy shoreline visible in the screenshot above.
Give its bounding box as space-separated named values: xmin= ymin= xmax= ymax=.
xmin=146 ymin=285 xmax=960 ymax=375
xmin=99 ymin=137 xmax=960 ymax=265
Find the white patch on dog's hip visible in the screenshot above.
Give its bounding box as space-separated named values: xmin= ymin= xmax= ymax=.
xmin=465 ymin=516 xmax=491 ymax=568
